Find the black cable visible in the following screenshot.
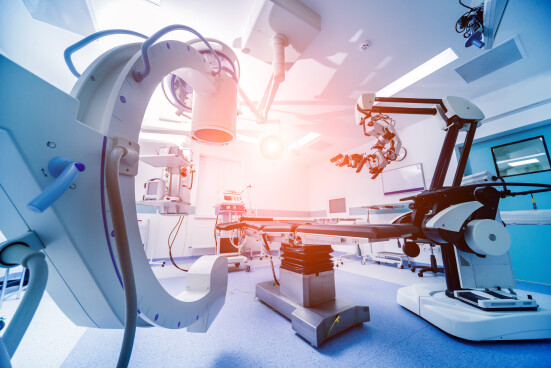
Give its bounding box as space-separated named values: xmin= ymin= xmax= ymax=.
xmin=213 ymin=215 xmax=219 ymax=248
xmin=167 ymin=216 xmax=188 ymax=272
xmin=261 ymin=234 xmax=279 ymax=286
xmin=422 ymin=182 xmax=551 ymax=199
xmin=506 ymin=187 xmax=551 ymax=197
xmin=459 ymin=0 xmax=474 ymax=10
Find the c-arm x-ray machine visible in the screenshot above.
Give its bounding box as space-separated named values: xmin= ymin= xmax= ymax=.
xmin=0 ymin=26 xmax=235 ymax=367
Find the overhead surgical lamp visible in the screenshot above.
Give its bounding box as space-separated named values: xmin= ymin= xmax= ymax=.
xmin=259 ymin=134 xmax=285 ymax=160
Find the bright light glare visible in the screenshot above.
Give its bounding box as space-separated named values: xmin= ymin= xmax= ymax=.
xmin=237 ymin=134 xmax=259 ymax=144
xmin=376 ymin=48 xmax=459 ymax=97
xmin=260 ymin=135 xmax=285 ymax=160
xmin=138 ymin=132 xmax=186 ymax=145
xmin=508 ymin=158 xmax=539 ymax=167
xmin=296 ymin=132 xmax=321 ymax=147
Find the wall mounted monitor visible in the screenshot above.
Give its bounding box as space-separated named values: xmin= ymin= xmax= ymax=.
xmin=382 ymin=163 xmax=425 ymax=195
xmin=491 ymin=136 xmax=551 ymax=178
xmin=328 ymin=198 xmax=347 ymax=214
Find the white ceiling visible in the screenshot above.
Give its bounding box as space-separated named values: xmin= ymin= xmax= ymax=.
xmin=88 ymin=0 xmax=551 ymax=164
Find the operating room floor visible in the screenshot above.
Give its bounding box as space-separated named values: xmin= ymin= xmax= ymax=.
xmin=4 ymin=259 xmax=551 ymax=368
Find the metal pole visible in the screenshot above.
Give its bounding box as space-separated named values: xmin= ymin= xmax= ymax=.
xmin=453 ymin=122 xmax=478 ymax=186
xmin=0 ymin=269 xmax=10 ymax=310
xmin=16 ymin=268 xmax=26 ymax=300
xmin=375 ymin=97 xmax=445 ymax=110
xmin=429 ymin=123 xmax=461 ymax=190
xmin=371 ymin=106 xmax=437 ymax=115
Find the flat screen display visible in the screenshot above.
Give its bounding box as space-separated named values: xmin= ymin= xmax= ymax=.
xmin=147 ymin=181 xmax=159 ymax=195
xmin=329 ymin=198 xmax=347 ymax=214
xmin=492 ymin=136 xmax=551 ymax=178
xmin=382 ymin=163 xmax=425 ymax=195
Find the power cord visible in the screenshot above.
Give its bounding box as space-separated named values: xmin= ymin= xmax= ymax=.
xmin=167 ymin=217 xmax=188 ymax=272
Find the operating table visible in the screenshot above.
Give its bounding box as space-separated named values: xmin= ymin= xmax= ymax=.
xmin=218 ymin=95 xmax=551 ymax=343
xmin=216 ymin=218 xmax=418 ymax=346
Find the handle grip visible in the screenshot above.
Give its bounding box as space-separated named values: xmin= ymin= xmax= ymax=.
xmin=27 ymin=157 xmax=86 ymax=213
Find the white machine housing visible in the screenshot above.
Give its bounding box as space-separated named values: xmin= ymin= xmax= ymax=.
xmin=0 ymin=38 xmax=232 ymax=332
xmin=397 ymin=171 xmax=551 ymax=340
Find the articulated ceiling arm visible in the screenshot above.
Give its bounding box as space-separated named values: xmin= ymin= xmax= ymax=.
xmin=332 ymin=93 xmax=485 ymax=179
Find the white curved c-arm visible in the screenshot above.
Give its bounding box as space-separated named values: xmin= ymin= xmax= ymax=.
xmin=0 ymin=40 xmax=229 ymax=331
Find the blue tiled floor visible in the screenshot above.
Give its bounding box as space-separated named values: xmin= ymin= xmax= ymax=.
xmin=61 ymin=266 xmax=551 ymax=367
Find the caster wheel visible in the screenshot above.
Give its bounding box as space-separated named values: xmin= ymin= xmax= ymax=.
xmin=341 ymin=262 xmax=344 ymax=265
xmin=399 ymin=265 xmax=404 ymax=269
xmin=418 ymin=272 xmax=423 ymax=277
xmin=260 ymin=257 xmax=263 ymax=260
xmin=376 ymin=261 xmax=380 ymax=265
xmin=235 ymin=263 xmax=240 ymax=268
xmin=361 ymin=260 xmax=366 ymax=265
xmin=336 ymin=264 xmax=339 ymax=268
xmin=245 ymin=265 xmax=251 ymax=272
xmin=411 ymin=268 xmax=416 ymax=272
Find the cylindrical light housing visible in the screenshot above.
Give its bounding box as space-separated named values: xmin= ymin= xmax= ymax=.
xmin=191 ymin=73 xmax=237 ymax=145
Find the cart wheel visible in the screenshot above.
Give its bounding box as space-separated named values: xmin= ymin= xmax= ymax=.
xmin=336 ymin=264 xmax=339 ymax=268
xmin=418 ymin=272 xmax=423 ymax=277
xmin=235 ymin=263 xmax=240 ymax=268
xmin=399 ymin=264 xmax=404 ymax=269
xmin=341 ymin=262 xmax=344 ymax=265
xmin=260 ymin=257 xmax=263 ymax=260
xmin=361 ymin=260 xmax=366 ymax=265
xmin=411 ymin=267 xmax=416 ymax=272
xmin=376 ymin=261 xmax=380 ymax=265
xmin=245 ymin=265 xmax=251 ymax=272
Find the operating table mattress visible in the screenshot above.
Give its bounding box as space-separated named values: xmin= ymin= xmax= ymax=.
xmin=296 ymin=223 xmax=418 ymax=239
xmin=216 ymin=220 xmax=418 ymax=240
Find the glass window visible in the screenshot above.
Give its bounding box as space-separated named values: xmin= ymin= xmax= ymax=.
xmin=492 ymin=136 xmax=551 ymax=178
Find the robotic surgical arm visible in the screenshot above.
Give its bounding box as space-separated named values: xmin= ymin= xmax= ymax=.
xmin=331 ymin=93 xmax=406 ymax=179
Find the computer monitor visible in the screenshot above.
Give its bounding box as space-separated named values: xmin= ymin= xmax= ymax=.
xmin=382 ymin=163 xmax=425 ymax=195
xmin=328 ymin=197 xmax=347 ymax=218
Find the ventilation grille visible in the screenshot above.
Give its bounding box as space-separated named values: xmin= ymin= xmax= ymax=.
xmin=455 ymin=37 xmax=524 ymax=83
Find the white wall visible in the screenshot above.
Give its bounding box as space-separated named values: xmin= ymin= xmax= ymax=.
xmin=136 ymin=140 xmax=311 ymax=259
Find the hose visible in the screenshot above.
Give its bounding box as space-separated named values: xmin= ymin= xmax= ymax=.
xmin=106 ymin=146 xmax=138 ymax=368
xmin=1 ymin=245 xmax=48 ymax=358
xmin=64 ymin=29 xmax=148 ymax=78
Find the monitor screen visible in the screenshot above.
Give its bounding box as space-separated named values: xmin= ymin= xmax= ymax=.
xmin=492 ymin=136 xmax=551 ymax=178
xmin=382 ymin=163 xmax=425 ymax=195
xmin=329 ymin=198 xmax=347 ymax=214
xmin=147 ymin=181 xmax=159 ymax=195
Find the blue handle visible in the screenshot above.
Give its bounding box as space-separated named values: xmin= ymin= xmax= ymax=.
xmin=27 ymin=157 xmax=86 ymax=213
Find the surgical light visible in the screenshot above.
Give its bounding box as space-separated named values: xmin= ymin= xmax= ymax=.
xmin=260 ymin=135 xmax=285 ymax=160
xmin=376 ymin=48 xmax=458 ymax=97
xmin=508 ymin=158 xmax=539 ymax=167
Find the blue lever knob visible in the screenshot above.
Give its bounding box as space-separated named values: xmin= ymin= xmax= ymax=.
xmin=27 ymin=156 xmax=86 ymax=213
